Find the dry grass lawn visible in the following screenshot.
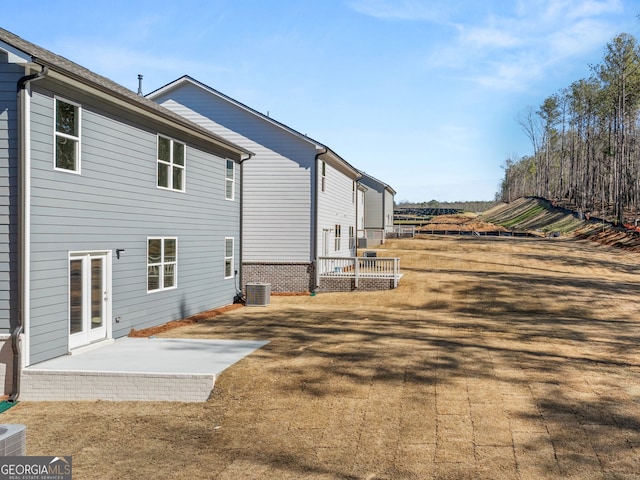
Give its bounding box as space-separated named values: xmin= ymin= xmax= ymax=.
xmin=5 ymin=235 xmax=640 ymax=479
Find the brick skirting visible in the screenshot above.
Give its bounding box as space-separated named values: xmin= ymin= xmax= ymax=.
xmin=318 ymin=277 xmax=397 ymax=292
xmin=242 ymin=262 xmax=315 ymax=293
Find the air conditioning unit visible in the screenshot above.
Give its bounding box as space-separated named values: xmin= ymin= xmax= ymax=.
xmin=0 ymin=424 xmax=26 ymax=456
xmin=245 ymin=283 xmax=271 ymax=307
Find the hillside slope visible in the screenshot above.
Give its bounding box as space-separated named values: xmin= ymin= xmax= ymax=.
xmin=481 ymin=197 xmax=587 ymax=234
xmin=481 ymin=197 xmax=640 ymax=252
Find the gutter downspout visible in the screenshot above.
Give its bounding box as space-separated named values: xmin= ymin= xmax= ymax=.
xmin=355 ymin=184 xmax=360 ymax=256
xmin=236 ymin=153 xmax=253 ymax=301
xmin=11 ymin=62 xmax=48 ymax=402
xmin=312 ymin=149 xmax=327 ymax=292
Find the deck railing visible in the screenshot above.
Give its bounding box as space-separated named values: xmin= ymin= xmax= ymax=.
xmin=365 ymin=229 xmax=386 ymax=242
xmin=318 ymin=256 xmax=401 ymax=288
xmin=386 ymin=225 xmax=416 ymax=237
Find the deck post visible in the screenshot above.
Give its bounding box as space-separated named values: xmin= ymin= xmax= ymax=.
xmin=354 ymin=257 xmax=359 ymax=289
xmin=394 ymin=258 xmax=399 ymax=288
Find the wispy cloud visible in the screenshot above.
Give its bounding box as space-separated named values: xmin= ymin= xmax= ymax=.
xmin=458 ymin=25 xmax=521 ymax=49
xmin=53 ymin=39 xmax=231 ymax=91
xmin=347 ymin=0 xmax=453 ymax=22
xmin=472 ymin=54 xmax=544 ymax=91
xmin=543 ymin=0 xmax=623 ymax=21
xmin=351 ymin=0 xmax=627 ymax=92
xmin=547 ymin=17 xmax=613 ymax=58
xmin=462 ymin=2 xmax=623 ymax=90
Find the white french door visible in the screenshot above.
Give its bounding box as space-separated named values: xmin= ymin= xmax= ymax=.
xmin=69 ymin=252 xmax=111 ymax=350
xmin=322 ymin=229 xmax=330 ymax=256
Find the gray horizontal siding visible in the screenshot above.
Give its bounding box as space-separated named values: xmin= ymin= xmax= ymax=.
xmin=384 ymin=189 xmax=395 ymax=228
xmin=317 ymin=160 xmax=357 ymax=257
xmin=359 ymin=175 xmax=394 ymax=230
xmin=153 ymin=87 xmax=315 ymax=263
xmin=27 ymin=82 xmax=240 ymax=365
xmin=0 ymin=59 xmax=22 ymax=333
xmin=362 ymin=182 xmax=384 ymax=230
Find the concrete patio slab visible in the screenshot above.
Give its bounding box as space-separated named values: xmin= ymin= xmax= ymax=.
xmin=20 ymin=337 xmax=269 ymax=402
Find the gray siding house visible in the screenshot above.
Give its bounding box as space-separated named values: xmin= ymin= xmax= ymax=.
xmin=0 ymin=29 xmax=251 ymax=395
xmin=148 ymin=77 xmax=361 ymax=293
xmin=356 ymin=183 xmax=367 ymax=238
xmin=359 ymin=171 xmax=396 ymax=231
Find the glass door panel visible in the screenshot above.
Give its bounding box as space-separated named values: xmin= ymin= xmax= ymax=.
xmin=69 ymin=259 xmax=84 ymax=335
xmin=91 ymin=258 xmax=104 ymax=330
xmin=88 ymin=255 xmax=107 ymax=343
xmin=69 ymin=253 xmax=109 ymax=350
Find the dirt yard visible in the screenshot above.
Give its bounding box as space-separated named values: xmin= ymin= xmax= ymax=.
xmin=416 ymin=214 xmax=509 ymax=234
xmin=5 ymin=235 xmax=640 ymax=479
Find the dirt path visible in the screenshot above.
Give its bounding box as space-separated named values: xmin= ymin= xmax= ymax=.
xmin=5 ymin=236 xmax=640 ymax=479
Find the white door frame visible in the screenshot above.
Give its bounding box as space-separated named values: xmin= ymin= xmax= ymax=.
xmin=322 ymin=229 xmax=331 ymax=257
xmin=68 ymin=251 xmax=112 ymax=350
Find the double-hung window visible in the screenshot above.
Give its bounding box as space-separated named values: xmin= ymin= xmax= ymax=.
xmin=224 ymin=238 xmax=234 ymax=279
xmin=334 ymin=225 xmax=341 ymax=251
xmin=321 ymin=161 xmax=326 ymax=192
xmin=54 ymin=98 xmax=81 ymax=173
xmin=147 ymin=238 xmax=177 ymax=292
xmin=349 ymin=226 xmax=355 ymax=249
xmin=157 ymin=136 xmax=185 ymax=191
xmin=225 ymin=159 xmax=235 ymax=200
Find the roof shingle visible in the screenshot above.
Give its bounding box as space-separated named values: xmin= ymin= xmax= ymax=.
xmin=0 ymin=27 xmax=251 ymax=157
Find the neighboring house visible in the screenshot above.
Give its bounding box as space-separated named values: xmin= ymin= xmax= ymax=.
xmin=0 ymin=29 xmax=251 ymax=395
xmin=358 ymin=171 xmax=396 ymax=244
xmin=356 ymin=183 xmax=367 ymax=239
xmin=147 ymin=76 xmax=361 ymax=293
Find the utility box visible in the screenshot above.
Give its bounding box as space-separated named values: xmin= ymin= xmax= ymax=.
xmin=245 ymin=283 xmax=271 ymax=307
xmin=363 ymin=251 xmax=377 ymax=269
xmin=0 ymin=424 xmax=26 ymax=456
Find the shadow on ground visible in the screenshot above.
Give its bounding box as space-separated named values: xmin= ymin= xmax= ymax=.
xmin=5 ymin=236 xmax=640 ymax=479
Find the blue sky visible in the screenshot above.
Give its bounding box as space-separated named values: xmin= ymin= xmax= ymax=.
xmin=3 ymin=0 xmax=639 ymax=201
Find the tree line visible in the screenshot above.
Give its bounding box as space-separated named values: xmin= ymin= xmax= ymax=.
xmin=498 ymin=32 xmax=640 ymax=225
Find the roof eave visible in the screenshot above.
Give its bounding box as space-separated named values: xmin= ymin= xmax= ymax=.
xmin=148 ymin=75 xmax=324 ymax=149
xmin=358 ymin=170 xmax=396 ymax=195
xmin=30 ymin=62 xmax=252 ymax=158
xmin=0 ymin=39 xmax=31 ymax=64
xmin=317 ymin=148 xmax=361 ymax=180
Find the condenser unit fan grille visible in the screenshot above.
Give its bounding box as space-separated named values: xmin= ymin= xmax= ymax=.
xmin=245 ymin=283 xmax=271 ymax=307
xmin=0 ymin=424 xmax=26 ymax=456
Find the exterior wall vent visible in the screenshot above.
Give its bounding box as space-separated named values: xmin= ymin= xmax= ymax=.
xmin=245 ymin=283 xmax=271 ymax=307
xmin=0 ymin=424 xmax=26 ymax=456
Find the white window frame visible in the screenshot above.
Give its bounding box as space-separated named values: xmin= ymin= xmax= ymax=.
xmin=349 ymin=226 xmax=355 ymax=250
xmin=147 ymin=237 xmax=178 ymax=293
xmin=334 ymin=224 xmax=341 ymax=252
xmin=53 ymin=97 xmax=81 ymax=174
xmin=321 ymin=161 xmax=326 ymax=192
xmin=225 ymin=159 xmax=235 ymax=201
xmin=224 ymin=237 xmax=234 ymax=279
xmin=157 ymin=135 xmax=186 ymax=192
